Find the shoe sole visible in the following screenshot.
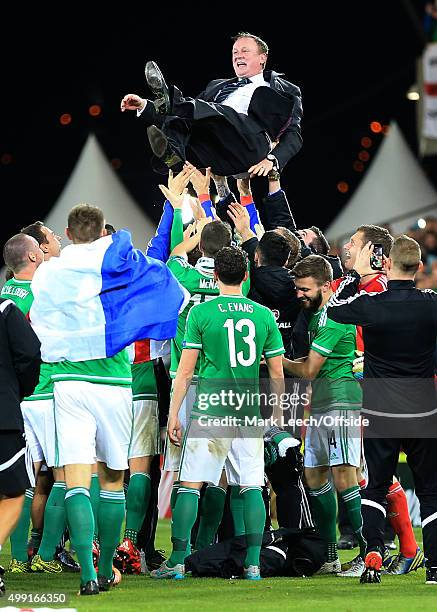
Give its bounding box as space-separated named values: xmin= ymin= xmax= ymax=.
xmin=145 ymin=62 xmax=167 ymax=96
xmin=147 ymin=126 xmax=169 ymax=159
xmin=145 ymin=62 xmax=170 ymax=114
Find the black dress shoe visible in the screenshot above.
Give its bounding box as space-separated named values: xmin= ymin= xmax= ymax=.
xmin=147 ymin=125 xmax=182 ymax=170
xmin=145 ymin=61 xmax=170 ymax=115
xmin=79 ymin=579 xmax=99 ymax=596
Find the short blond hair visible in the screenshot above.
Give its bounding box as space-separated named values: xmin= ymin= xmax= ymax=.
xmin=390 ymin=235 xmax=421 ymax=274
xmin=68 ymin=204 xmax=104 ymax=243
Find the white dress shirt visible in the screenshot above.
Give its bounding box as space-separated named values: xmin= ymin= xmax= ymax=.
xmin=221 ymin=72 xmax=270 ymax=116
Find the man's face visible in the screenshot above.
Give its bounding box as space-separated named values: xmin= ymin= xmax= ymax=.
xmin=41 ymin=226 xmax=62 ymax=258
xmin=294 ymin=276 xmax=324 ymax=311
xmin=343 ymin=231 xmax=365 ymax=271
xmin=232 ymin=37 xmax=267 ymax=78
xmin=297 ymin=228 xmax=318 ymax=248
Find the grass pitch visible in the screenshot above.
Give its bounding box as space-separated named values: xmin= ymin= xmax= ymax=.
xmin=0 ymin=524 xmax=433 ymax=612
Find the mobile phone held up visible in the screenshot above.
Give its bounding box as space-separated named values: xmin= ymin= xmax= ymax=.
xmin=370 ymin=243 xmax=384 ymax=271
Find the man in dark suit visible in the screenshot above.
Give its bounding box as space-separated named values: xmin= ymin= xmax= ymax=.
xmin=120 ymin=32 xmax=302 ymax=177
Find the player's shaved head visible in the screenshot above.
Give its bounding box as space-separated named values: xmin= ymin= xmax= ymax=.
xmin=3 ymin=233 xmax=41 ymax=274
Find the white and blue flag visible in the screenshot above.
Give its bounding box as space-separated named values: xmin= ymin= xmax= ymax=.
xmin=30 ymin=230 xmax=187 ymax=362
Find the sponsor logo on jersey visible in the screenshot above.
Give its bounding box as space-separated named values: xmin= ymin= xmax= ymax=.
xmin=271 ymin=308 xmax=290 ymax=329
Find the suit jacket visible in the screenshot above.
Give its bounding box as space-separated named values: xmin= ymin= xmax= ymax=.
xmin=196 ymin=70 xmax=303 ymax=170
xmin=0 ymin=299 xmax=41 ymax=430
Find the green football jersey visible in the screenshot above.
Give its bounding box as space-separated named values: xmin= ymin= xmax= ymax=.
xmin=308 ymin=305 xmax=362 ymax=413
xmin=167 ymin=256 xmax=250 ymax=378
xmin=1 ymin=278 xmax=33 ymax=315
xmin=51 ymin=351 xmax=132 ymax=387
xmin=183 ymin=294 xmax=284 ymax=418
xmin=1 ymin=277 xmax=53 ymax=400
xmin=132 ymin=360 xmax=158 ymax=401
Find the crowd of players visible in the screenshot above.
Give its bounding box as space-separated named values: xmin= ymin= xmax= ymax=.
xmin=0 ymin=164 xmax=436 ymax=598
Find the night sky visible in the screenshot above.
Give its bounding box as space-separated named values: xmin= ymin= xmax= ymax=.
xmin=1 ymin=2 xmax=433 ymax=250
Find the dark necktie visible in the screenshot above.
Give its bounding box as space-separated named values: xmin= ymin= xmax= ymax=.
xmin=214 ymin=78 xmax=251 ymax=104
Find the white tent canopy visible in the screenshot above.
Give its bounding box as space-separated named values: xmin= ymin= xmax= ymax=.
xmin=325 ymin=122 xmax=437 ymax=243
xmin=44 ymin=134 xmax=156 ymax=249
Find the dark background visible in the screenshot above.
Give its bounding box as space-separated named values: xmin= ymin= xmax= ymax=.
xmin=1 ymin=1 xmax=434 ymax=248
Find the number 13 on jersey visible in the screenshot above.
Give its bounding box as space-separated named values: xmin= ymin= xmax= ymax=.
xmin=224 ymin=318 xmax=256 ymax=367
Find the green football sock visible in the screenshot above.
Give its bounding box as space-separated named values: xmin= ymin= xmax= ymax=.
xmin=341 ymin=485 xmax=367 ymax=558
xmin=170 ymin=481 xmax=180 ymax=511
xmin=171 ymin=481 xmax=190 ymax=556
xmin=90 ymin=473 xmax=100 ymax=540
xmin=195 ymin=485 xmax=226 ymax=550
xmin=308 ymin=481 xmax=338 ymax=562
xmin=124 ymin=473 xmax=151 ymax=545
xmin=168 ymin=487 xmax=200 ymax=566
xmin=65 ymin=487 xmax=96 ymax=584
xmin=10 ymin=488 xmax=33 ymax=561
xmin=30 ymin=527 xmax=42 ymax=552
xmin=38 ymin=482 xmax=66 ymax=562
xmin=230 ymin=485 xmax=245 ymax=536
xmin=98 ymin=490 xmax=125 ymax=579
xmin=240 ymin=487 xmax=266 ymax=568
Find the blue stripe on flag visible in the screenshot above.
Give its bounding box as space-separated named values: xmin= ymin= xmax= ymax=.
xmin=100 ymin=231 xmax=185 ymax=357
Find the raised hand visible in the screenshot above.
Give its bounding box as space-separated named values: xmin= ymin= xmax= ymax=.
xmin=189 ymin=197 xmax=207 ymax=221
xmin=189 ymin=166 xmax=211 ymax=196
xmin=159 ymin=184 xmax=186 ymax=210
xmin=120 ymin=93 xmax=146 ymax=112
xmin=227 ymin=202 xmax=251 ymax=235
xmin=354 ymin=241 xmax=376 ymax=276
xmin=168 ymin=165 xmax=196 ymax=196
xmin=248 ymin=157 xmax=274 ymax=177
xmin=183 ymin=222 xmax=195 ymax=241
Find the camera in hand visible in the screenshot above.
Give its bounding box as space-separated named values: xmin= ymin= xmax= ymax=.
xmin=370 ymin=243 xmax=384 ymax=271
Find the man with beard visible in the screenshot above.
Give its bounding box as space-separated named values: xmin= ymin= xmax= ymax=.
xmin=282 ymin=255 xmax=366 ymax=574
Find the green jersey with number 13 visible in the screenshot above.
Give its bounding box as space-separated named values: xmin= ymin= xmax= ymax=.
xmin=183 ymin=294 xmax=284 ymax=418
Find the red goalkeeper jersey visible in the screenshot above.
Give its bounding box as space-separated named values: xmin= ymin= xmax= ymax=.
xmin=331 ymin=273 xmax=387 ymax=351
